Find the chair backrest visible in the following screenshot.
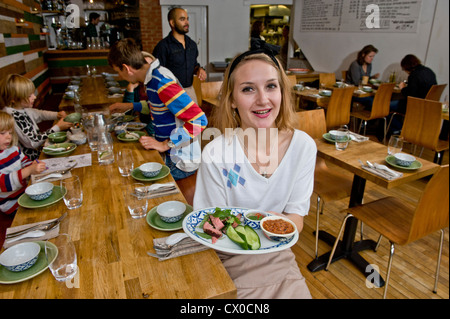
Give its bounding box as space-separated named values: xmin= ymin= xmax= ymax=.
xmin=425 ymin=84 xmax=447 ymax=101
xmin=200 ymin=81 xmax=222 ymax=100
xmin=295 ymin=109 xmax=327 ymax=138
xmin=192 ymin=75 xmax=203 ymax=107
xmin=400 ymin=96 xmax=443 ymax=150
xmin=325 ymin=86 xmax=354 ymax=130
xmin=408 ymin=165 xmax=449 ymax=244
xmin=319 ymin=73 xmax=336 ymax=87
xmin=369 ymin=82 xmax=396 ymax=119
xmin=287 ymin=74 xmax=297 ymax=87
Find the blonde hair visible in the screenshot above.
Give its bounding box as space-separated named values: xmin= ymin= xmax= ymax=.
xmin=0 ymin=111 xmax=18 ymax=146
xmin=212 ymin=52 xmax=296 ymax=134
xmin=0 ymin=74 xmax=35 ymax=109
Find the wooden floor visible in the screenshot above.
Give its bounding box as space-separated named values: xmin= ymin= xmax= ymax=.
xmin=294 ymin=138 xmax=449 ymax=299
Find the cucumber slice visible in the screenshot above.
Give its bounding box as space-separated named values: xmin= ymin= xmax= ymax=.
xmin=244 ymin=225 xmax=261 ymax=250
xmin=227 ymin=225 xmax=248 ymax=250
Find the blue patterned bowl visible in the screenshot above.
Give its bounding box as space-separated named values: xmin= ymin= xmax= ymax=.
xmin=157 ymin=201 xmax=186 ymax=223
xmin=139 ymin=162 xmax=162 ymax=178
xmin=394 ymin=153 xmax=415 ymax=167
xmin=0 ymin=242 xmax=40 ymax=272
xmin=260 ymin=216 xmax=297 ymax=242
xmin=25 ymin=182 xmax=53 ymax=201
xmin=243 ymin=210 xmax=271 ymax=230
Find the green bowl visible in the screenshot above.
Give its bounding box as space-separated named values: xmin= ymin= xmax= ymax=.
xmin=48 ymin=132 xmax=67 ymax=143
xmin=64 ymin=112 xmax=81 ymax=123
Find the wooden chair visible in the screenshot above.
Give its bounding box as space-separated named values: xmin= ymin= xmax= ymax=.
xmin=319 ymin=73 xmax=336 ymax=87
xmin=425 ymin=84 xmax=447 ymax=101
xmin=295 ymin=109 xmax=353 ymax=258
xmin=287 ymin=74 xmax=300 ymax=109
xmin=341 ymin=70 xmax=347 ymax=82
xmin=326 ymin=165 xmax=449 ymax=298
xmin=192 ymin=75 xmax=203 ymax=107
xmin=387 ymin=83 xmax=447 ymax=134
xmin=350 ymin=82 xmax=396 ymax=143
xmin=400 ymin=96 xmax=449 ymax=164
xmin=322 ymin=86 xmax=354 ymax=130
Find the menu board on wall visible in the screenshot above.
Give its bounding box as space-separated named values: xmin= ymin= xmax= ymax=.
xmin=300 ymin=0 xmax=421 ymax=33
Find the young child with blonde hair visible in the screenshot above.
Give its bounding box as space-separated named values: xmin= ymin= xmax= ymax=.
xmin=0 ymin=112 xmax=46 ymax=217
xmin=0 ymin=74 xmax=72 ymax=160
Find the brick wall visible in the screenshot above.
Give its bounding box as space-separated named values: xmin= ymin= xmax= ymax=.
xmin=139 ymin=0 xmax=162 ymax=53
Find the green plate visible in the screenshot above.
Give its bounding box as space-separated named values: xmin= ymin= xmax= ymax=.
xmin=0 ymin=241 xmax=57 ymax=284
xmin=117 ymin=131 xmax=146 ymax=142
xmin=131 ymin=165 xmax=170 ymax=182
xmin=322 ymin=133 xmax=350 ymax=144
xmin=18 ymin=186 xmax=66 ymax=209
xmin=319 ymin=91 xmax=332 ymax=97
xmin=42 ymin=143 xmax=77 ymax=157
xmin=385 ymin=155 xmax=423 ymax=170
xmin=146 ymin=204 xmax=193 ymax=231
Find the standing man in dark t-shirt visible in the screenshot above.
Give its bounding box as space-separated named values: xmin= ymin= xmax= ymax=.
xmin=153 ymin=6 xmax=207 ymax=104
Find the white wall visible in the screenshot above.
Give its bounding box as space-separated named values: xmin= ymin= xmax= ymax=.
xmin=292 ymin=0 xmax=449 ymax=99
xmin=159 ymin=0 xmax=448 ymax=99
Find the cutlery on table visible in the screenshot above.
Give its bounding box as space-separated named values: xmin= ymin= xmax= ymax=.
xmin=366 ymin=161 xmax=400 ymax=177
xmin=5 ymin=230 xmax=46 ymax=244
xmin=6 ymin=212 xmax=67 ymax=239
xmin=153 ymin=233 xmax=189 ymax=250
xmin=134 ymin=183 xmax=176 ymax=196
xmin=34 ymin=173 xmax=63 ymax=182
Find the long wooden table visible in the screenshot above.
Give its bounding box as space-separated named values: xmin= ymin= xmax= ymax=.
xmin=307 ymin=137 xmax=440 ymax=286
xmin=0 ymin=134 xmax=236 ymax=299
xmin=59 ymin=76 xmax=123 ymax=110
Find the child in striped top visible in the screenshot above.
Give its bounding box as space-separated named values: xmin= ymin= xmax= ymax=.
xmin=0 ymin=112 xmax=46 ymax=216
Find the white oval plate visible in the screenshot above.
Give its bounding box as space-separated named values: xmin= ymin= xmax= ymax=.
xmin=182 ymin=207 xmax=298 ymax=255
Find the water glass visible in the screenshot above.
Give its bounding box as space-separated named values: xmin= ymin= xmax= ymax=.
xmin=97 ymin=131 xmax=114 ymax=165
xmin=335 ymin=126 xmax=349 ymax=151
xmin=45 ymin=234 xmax=77 ymax=282
xmin=116 ymin=149 xmax=134 ymax=177
xmin=387 ymin=135 xmax=404 ymax=155
xmin=86 ymin=126 xmax=99 ymax=151
xmin=122 ymin=183 xmax=148 ymax=219
xmin=61 ymin=175 xmax=83 ymax=209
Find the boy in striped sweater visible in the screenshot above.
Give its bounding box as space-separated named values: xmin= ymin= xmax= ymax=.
xmin=0 ymin=112 xmax=46 ymax=216
xmin=108 ymin=39 xmax=208 ymax=180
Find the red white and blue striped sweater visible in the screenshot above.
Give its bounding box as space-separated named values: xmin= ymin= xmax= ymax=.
xmin=132 ymin=60 xmax=207 ymax=146
xmin=0 ymin=147 xmax=32 ymax=215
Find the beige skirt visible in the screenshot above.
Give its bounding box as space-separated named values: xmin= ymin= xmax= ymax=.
xmin=218 ymin=249 xmax=312 ymax=299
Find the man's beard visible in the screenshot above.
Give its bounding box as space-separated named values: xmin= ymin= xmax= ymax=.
xmin=175 ymin=24 xmax=188 ymax=35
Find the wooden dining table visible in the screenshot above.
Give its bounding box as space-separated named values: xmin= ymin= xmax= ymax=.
xmin=59 ymin=76 xmax=124 ymax=110
xmin=307 ymin=137 xmax=440 ymax=287
xmin=0 ymin=131 xmax=236 ymax=299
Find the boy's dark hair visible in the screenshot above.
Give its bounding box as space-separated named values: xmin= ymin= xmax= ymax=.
xmin=108 ymin=38 xmax=147 ymax=71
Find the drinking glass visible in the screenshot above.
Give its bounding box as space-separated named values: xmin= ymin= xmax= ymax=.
xmin=122 ymin=183 xmax=148 ymax=219
xmin=387 ymin=135 xmax=404 ymax=155
xmin=335 ymin=125 xmax=349 ymax=151
xmin=116 ymin=149 xmax=134 ymax=177
xmin=86 ymin=125 xmax=99 ymax=151
xmin=61 ymin=175 xmax=83 ymax=209
xmin=97 ymin=131 xmax=114 ymax=165
xmin=45 ymin=234 xmax=77 ymax=282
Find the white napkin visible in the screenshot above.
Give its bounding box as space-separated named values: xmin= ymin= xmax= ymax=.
xmin=151 ymin=236 xmax=209 ymax=261
xmin=349 ymin=131 xmax=369 ymax=142
xmin=135 ymin=183 xmax=179 ymax=199
xmin=361 ymin=165 xmax=403 ymax=180
xmin=4 ymin=219 xmax=60 ymax=249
